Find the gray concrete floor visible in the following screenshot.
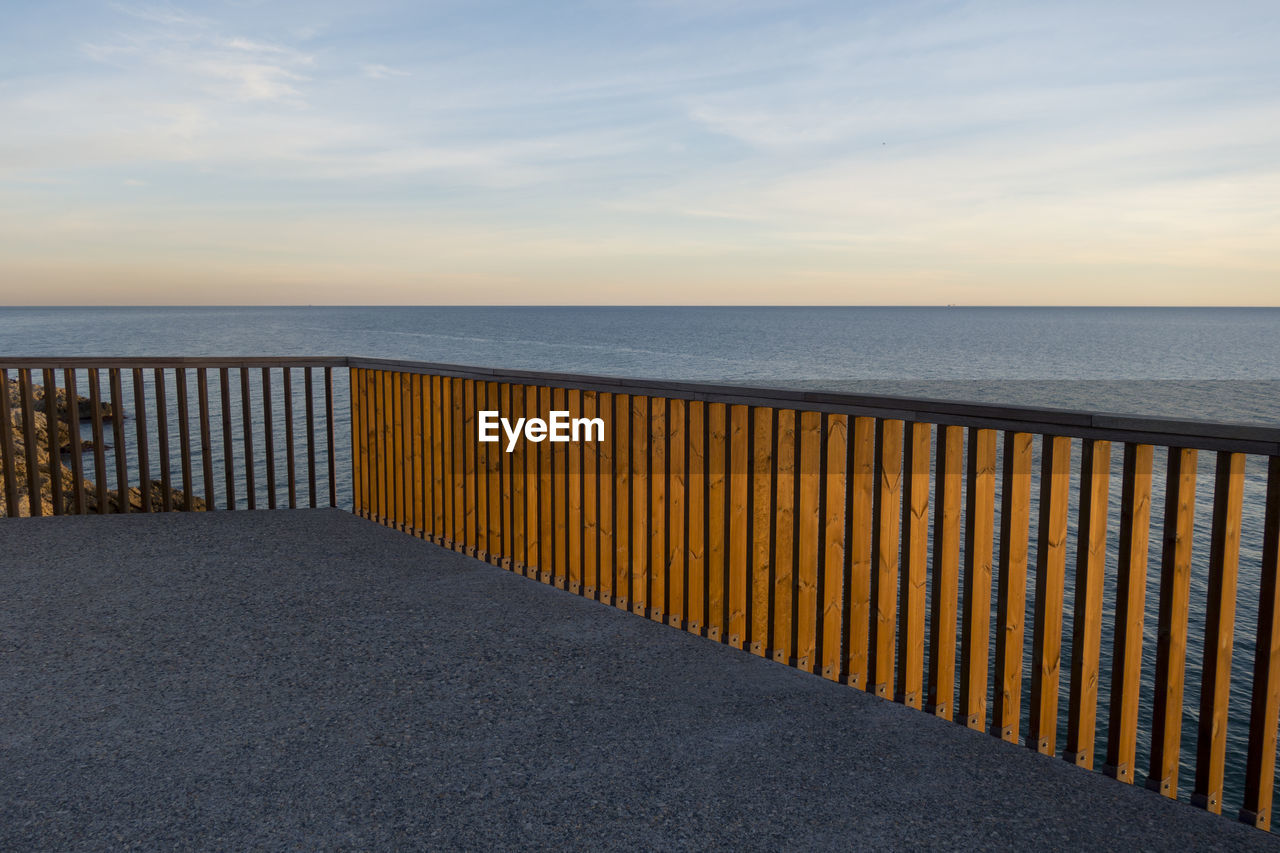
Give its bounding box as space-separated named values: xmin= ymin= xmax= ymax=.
xmin=1 ymin=509 xmax=1275 ymax=851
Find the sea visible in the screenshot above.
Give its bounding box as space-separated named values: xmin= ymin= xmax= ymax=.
xmin=3 ymin=305 xmax=1280 ymax=816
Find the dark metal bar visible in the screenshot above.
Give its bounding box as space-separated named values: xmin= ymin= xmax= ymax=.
xmin=0 ymin=369 xmax=20 ymax=517
xmin=305 ymin=367 xmax=317 ymax=508
xmin=64 ymin=369 xmax=86 ymax=514
xmin=262 ymin=367 xmax=276 ymax=509
xmin=133 ymin=368 xmax=151 ymax=512
xmin=155 ymin=368 xmax=172 ymax=512
xmin=175 ymin=368 xmax=193 ymax=511
xmin=240 ymin=368 xmax=256 ymax=510
xmin=87 ymin=369 xmax=107 ymax=514
xmin=326 ymin=366 xmax=336 ymax=507
xmin=18 ymin=370 xmax=42 ymax=516
xmin=109 ymin=369 xmax=128 ymax=512
xmin=197 ymin=368 xmax=214 ymax=509
xmin=220 ymin=368 xmax=234 ymax=510
xmin=1241 ymin=456 xmax=1280 ymax=829
xmin=283 ymin=367 xmax=296 ymax=508
xmin=42 ymin=369 xmax=64 ymax=514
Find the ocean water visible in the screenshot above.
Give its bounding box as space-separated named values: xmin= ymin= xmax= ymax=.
xmin=4 ymin=305 xmax=1280 ymax=816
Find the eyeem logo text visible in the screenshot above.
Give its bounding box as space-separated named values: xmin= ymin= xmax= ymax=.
xmin=478 ymin=410 xmax=606 ymax=452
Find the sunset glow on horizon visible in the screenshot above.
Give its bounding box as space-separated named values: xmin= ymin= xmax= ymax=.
xmin=2 ymin=1 xmax=1278 ymax=306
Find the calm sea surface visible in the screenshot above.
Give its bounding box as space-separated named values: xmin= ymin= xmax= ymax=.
xmin=4 ymin=306 xmax=1280 ymax=814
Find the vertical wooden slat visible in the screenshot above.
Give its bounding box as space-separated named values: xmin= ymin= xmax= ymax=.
xmin=283 ymin=368 xmax=296 ymax=509
xmin=219 ymin=368 xmax=233 ymax=511
xmin=197 ymin=368 xmax=214 ymax=509
xmin=728 ymin=404 xmax=749 ymax=647
xmin=554 ymin=387 xmax=570 ymax=586
xmin=1030 ymin=434 xmax=1071 ymax=755
xmin=370 ymin=371 xmax=382 ymax=521
xmin=64 ymin=369 xmax=86 ymax=515
xmin=896 ymin=421 xmax=931 ymax=708
xmin=432 ymin=375 xmax=445 ymax=541
xmin=1147 ymin=446 xmax=1198 ymax=798
xmin=353 ymin=368 xmax=366 ymax=518
xmin=393 ymin=371 xmax=406 ymax=530
xmin=993 ymin=432 xmax=1033 ymax=741
xmin=1065 ymin=439 xmax=1112 ymax=767
xmin=0 ymin=369 xmax=19 ymax=517
xmin=415 ymin=375 xmax=427 ymax=538
xmin=18 ymin=370 xmax=42 ymax=516
xmin=132 ymin=368 xmax=151 ymax=511
xmin=325 ymin=366 xmax=336 ymax=508
xmin=1104 ymin=443 xmax=1154 ymax=783
xmin=751 ymin=408 xmax=774 ymax=655
xmin=452 ymin=377 xmax=465 ymax=549
xmin=305 ymin=368 xmax=317 ymax=508
xmin=583 ymin=391 xmax=599 ymax=594
xmin=568 ymin=387 xmax=584 ymax=588
xmin=614 ymin=392 xmax=631 ymax=609
xmin=237 ymin=368 xmax=252 ymax=511
xmin=821 ymin=414 xmax=848 ymax=682
xmin=176 ymin=368 xmax=193 ymax=511
xmin=108 ymin=370 xmax=128 ymax=512
xmin=1241 ymin=456 xmax=1280 ymax=829
xmin=598 ymin=391 xmax=616 ymax=599
xmin=406 ymin=374 xmax=417 ymax=533
xmin=960 ymin=428 xmax=997 ymax=730
xmin=651 ymin=397 xmax=668 ymax=621
xmin=475 ymin=381 xmax=490 ymax=554
xmin=706 ymin=402 xmax=728 ymax=641
xmin=846 ymin=417 xmax=875 ymax=690
xmin=796 ymin=409 xmax=823 ymax=673
xmin=539 ymin=385 xmax=554 ymax=579
xmin=88 ymin=369 xmax=108 ymax=513
xmin=497 ymin=382 xmax=511 ymax=561
xmin=686 ymin=399 xmax=704 ymax=630
xmin=772 ymin=409 xmax=796 ymax=663
xmin=1192 ymin=451 xmax=1245 ymax=814
xmin=631 ymin=395 xmax=650 ymax=613
xmin=261 ymin=368 xmax=275 ymax=510
xmin=152 ymin=369 xmax=171 ymax=511
xmin=41 ymin=370 xmax=64 ymax=515
xmin=524 ymin=385 xmax=540 ymax=573
xmin=509 ymin=383 xmax=525 ymax=564
xmin=667 ymin=398 xmax=686 ymax=625
xmin=869 ymin=419 xmax=903 ymax=698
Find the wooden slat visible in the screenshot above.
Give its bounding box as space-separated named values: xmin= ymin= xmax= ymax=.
xmin=597 ymin=391 xmax=615 ymax=598
xmin=846 ymin=417 xmax=875 ymax=690
xmin=393 ymin=370 xmax=406 ymax=529
xmin=524 ymin=384 xmax=540 ymax=573
xmin=65 ymin=370 xmax=86 ymax=514
xmin=686 ymin=400 xmax=705 ymax=631
xmin=371 ymin=370 xmax=384 ymax=522
xmin=16 ymin=370 xmax=41 ymax=516
xmin=237 ymin=368 xmax=252 ymax=511
xmin=41 ymin=370 xmax=64 ymax=515
xmin=1065 ymin=439 xmax=1112 ymax=767
xmin=108 ymin=370 xmax=128 ymax=512
xmin=993 ymin=432 xmax=1033 ymax=741
xmin=553 ymin=387 xmax=569 ymax=586
xmin=0 ymin=369 xmax=18 ymax=516
xmin=351 ymin=369 xmax=364 ymax=517
xmin=538 ymin=385 xmax=554 ymax=579
xmin=88 ymin=369 xmax=108 ymax=513
xmin=220 ymin=368 xmax=233 ymax=511
xmin=583 ymin=391 xmax=599 ymax=594
xmin=707 ymin=402 xmax=728 ymax=642
xmin=508 ymin=383 xmax=524 ymax=564
xmin=305 ymin=368 xmax=317 ymax=508
xmin=1030 ymin=434 xmax=1072 ymax=755
xmin=1147 ymin=446 xmax=1198 ymax=798
xmin=197 ymin=368 xmax=215 ymax=509
xmin=667 ymin=398 xmax=686 ymax=624
xmin=613 ymin=393 xmax=631 ymax=608
xmin=1192 ymin=450 xmax=1245 ymax=814
xmin=176 ymin=368 xmax=193 ymax=511
xmin=260 ymin=368 xmax=275 ymax=510
xmin=325 ymin=366 xmax=336 ymax=508
xmin=631 ymin=394 xmax=650 ymax=612
xmin=896 ymin=421 xmax=931 ymax=707
xmin=651 ymin=397 xmax=668 ymax=620
xmin=728 ymin=404 xmax=749 ymax=647
xmin=796 ymin=409 xmax=823 ymax=673
xmin=960 ymin=428 xmax=997 ymax=729
xmin=869 ymin=419 xmax=903 ymax=698
xmin=452 ymin=377 xmax=465 ymax=549
xmin=498 ymin=382 xmax=512 ymax=562
xmin=283 ymin=367 xmax=296 ymax=509
xmin=821 ymin=414 xmax=848 ymax=682
xmin=751 ymin=407 xmax=774 ymax=654
xmin=432 ymin=375 xmax=445 ymax=541
xmin=476 ymin=381 xmax=491 ymax=553
xmin=568 ymin=388 xmax=584 ymax=589
xmin=402 ymin=373 xmax=415 ymax=532
xmin=772 ymin=409 xmax=796 ymax=662
xmin=1241 ymin=456 xmax=1280 ymax=829
xmin=1104 ymin=443 xmax=1154 ymax=783
xmin=416 ymin=375 xmax=428 ymax=538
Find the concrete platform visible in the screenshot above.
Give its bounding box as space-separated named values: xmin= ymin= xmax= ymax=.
xmin=2 ymin=510 xmax=1275 ymax=851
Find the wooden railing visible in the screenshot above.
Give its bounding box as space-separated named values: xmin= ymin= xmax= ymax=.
xmin=0 ymin=358 xmax=344 ymax=516
xmin=348 ymin=357 xmax=1280 ymax=832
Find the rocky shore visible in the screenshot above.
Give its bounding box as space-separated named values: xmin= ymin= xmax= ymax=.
xmin=2 ymin=379 xmax=206 ymax=516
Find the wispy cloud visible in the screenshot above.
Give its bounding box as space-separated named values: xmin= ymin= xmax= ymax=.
xmin=362 ymin=63 xmax=409 ymax=80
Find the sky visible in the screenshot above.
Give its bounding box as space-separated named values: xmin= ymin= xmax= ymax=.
xmin=1 ymin=0 xmax=1277 ymax=306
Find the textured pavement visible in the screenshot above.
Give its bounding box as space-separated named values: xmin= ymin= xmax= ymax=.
xmin=2 ymin=509 xmax=1276 ymax=851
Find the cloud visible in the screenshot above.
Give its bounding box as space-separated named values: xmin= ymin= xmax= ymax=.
xmin=362 ymin=63 xmax=409 ymax=79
